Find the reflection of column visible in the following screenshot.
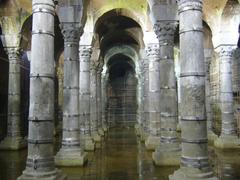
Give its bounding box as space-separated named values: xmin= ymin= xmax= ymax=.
xmin=18 ymin=1 xmax=65 ymax=179
xmin=145 ymin=43 xmax=161 ymax=150
xmin=97 ymin=66 xmax=104 ymax=136
xmin=214 ymin=46 xmax=240 ymax=149
xmin=153 ymin=21 xmax=180 ymax=166
xmin=79 ymin=45 xmax=95 ymax=151
xmin=170 ymin=0 xmax=217 ymax=179
xmin=0 ymin=46 xmax=26 ymax=150
xmin=90 ymin=62 xmax=101 ymax=142
xmin=204 ymin=49 xmax=217 ymax=141
xmin=215 ymin=150 xmax=240 ymax=179
xmin=55 ymin=19 xmax=87 ymax=166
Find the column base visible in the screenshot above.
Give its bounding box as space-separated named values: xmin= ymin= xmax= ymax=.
xmin=208 ymin=131 xmax=218 ymax=142
xmin=98 ymin=128 xmax=105 ymax=136
xmin=169 ymin=167 xmax=218 ymax=180
xmin=214 ymin=135 xmax=240 ymax=149
xmin=153 ymin=144 xmax=180 ymax=166
xmin=17 ymin=168 xmax=66 ymax=180
xmin=0 ymin=136 xmax=27 ymax=150
xmin=92 ymin=133 xmax=101 ymax=142
xmin=55 ymin=148 xmax=87 ymax=166
xmin=145 ymin=136 xmax=160 ymax=150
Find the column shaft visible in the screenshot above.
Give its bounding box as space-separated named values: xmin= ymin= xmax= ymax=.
xmin=79 ymin=45 xmax=95 ymax=151
xmin=0 ymin=47 xmax=26 ymax=150
xmin=170 ymin=1 xmax=217 ymax=179
xmin=204 ymin=49 xmax=217 ymax=141
xmin=145 ymin=43 xmax=161 ymax=150
xmin=55 ymin=23 xmax=87 ymax=166
xmin=153 ymin=21 xmax=180 ymax=166
xmin=214 ymin=46 xmax=240 ymax=149
xmin=97 ymin=69 xmax=104 ymax=136
xmin=101 ymin=73 xmax=108 ymax=132
xmin=136 ymin=59 xmax=144 ymax=137
xmin=90 ymin=63 xmax=101 ymax=142
xmin=18 ymin=1 xmax=65 ymax=179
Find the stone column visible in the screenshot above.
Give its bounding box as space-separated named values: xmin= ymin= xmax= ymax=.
xmin=18 ymin=1 xmax=65 ymax=179
xmin=204 ymin=49 xmax=217 ymax=141
xmin=153 ymin=21 xmax=181 ymax=166
xmin=101 ymin=72 xmax=108 ymax=132
xmin=170 ymin=0 xmax=217 ymax=179
xmin=143 ymin=60 xmax=150 ymax=140
xmin=79 ymin=45 xmax=95 ymax=151
xmin=214 ymin=45 xmax=240 ymax=149
xmin=90 ymin=62 xmax=101 ymax=142
xmin=55 ymin=19 xmax=87 ymax=166
xmin=97 ymin=66 xmax=104 ymax=136
xmin=135 ymin=59 xmax=144 ymax=137
xmin=0 ymin=46 xmax=26 ymax=150
xmin=145 ymin=43 xmax=161 ymax=150
xmin=140 ymin=60 xmax=150 ymax=142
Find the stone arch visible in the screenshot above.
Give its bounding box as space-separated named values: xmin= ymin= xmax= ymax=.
xmin=94 ymin=8 xmax=144 ymax=51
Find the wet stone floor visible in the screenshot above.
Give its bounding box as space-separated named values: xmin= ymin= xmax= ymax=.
xmin=0 ymin=127 xmax=240 ymax=180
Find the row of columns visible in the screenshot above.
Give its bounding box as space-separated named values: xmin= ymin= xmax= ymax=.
xmin=136 ymin=0 xmax=237 ymax=179
xmin=16 ymin=1 xmax=108 ymax=179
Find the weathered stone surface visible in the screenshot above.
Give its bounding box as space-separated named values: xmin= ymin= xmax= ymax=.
xmin=170 ymin=0 xmax=217 ymax=179
xmin=18 ymin=1 xmax=65 ymax=179
xmin=55 ymin=3 xmax=87 ymax=167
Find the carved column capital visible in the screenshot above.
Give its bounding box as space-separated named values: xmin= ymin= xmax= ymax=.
xmin=153 ymin=21 xmax=178 ymax=43
xmin=79 ymin=45 xmax=93 ymax=58
xmin=60 ymin=24 xmax=83 ymax=42
xmin=216 ymin=45 xmax=235 ymax=58
xmin=146 ymin=43 xmax=160 ymax=58
xmin=4 ymin=47 xmax=21 ymax=60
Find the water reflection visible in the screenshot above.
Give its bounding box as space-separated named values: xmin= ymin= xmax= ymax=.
xmin=1 ymin=128 xmax=240 ymax=180
xmin=0 ymin=149 xmax=27 ymax=180
xmin=213 ymin=149 xmax=240 ymax=180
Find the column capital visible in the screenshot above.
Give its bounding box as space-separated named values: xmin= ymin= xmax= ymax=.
xmin=4 ymin=47 xmax=22 ymax=60
xmin=215 ymin=45 xmax=236 ymax=58
xmin=146 ymin=43 xmax=160 ymax=58
xmin=60 ymin=24 xmax=83 ymax=42
xmin=90 ymin=61 xmax=98 ymax=71
xmin=79 ymin=45 xmax=93 ymax=58
xmin=153 ymin=21 xmax=178 ymax=43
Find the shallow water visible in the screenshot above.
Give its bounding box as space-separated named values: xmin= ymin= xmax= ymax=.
xmin=0 ymin=128 xmax=240 ymax=180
